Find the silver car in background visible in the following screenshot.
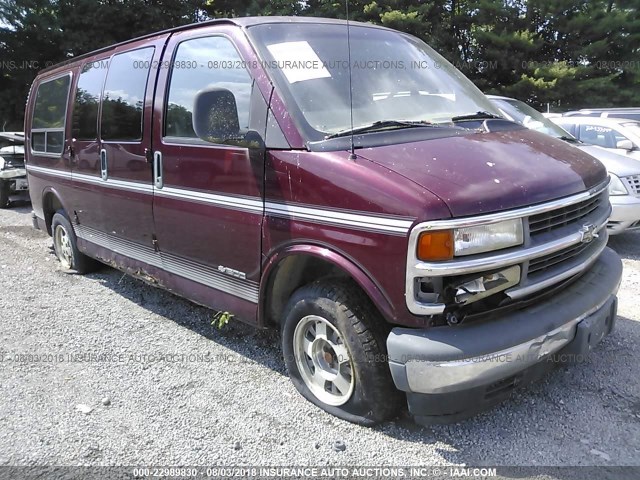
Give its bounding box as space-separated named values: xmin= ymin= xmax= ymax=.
xmin=488 ymin=96 xmax=640 ymax=234
xmin=551 ymin=116 xmax=640 ymax=162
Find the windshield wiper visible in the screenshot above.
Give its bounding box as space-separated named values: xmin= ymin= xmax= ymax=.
xmin=559 ymin=135 xmax=581 ymax=144
xmin=451 ymin=111 xmax=502 ymax=122
xmin=326 ymin=120 xmax=438 ymax=139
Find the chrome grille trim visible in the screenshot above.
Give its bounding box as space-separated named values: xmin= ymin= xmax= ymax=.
xmin=506 ymin=234 xmax=608 ymax=300
xmin=528 ymin=242 xmax=592 ymax=276
xmin=528 ymin=191 xmax=605 ymax=236
xmin=411 ymin=179 xmax=609 ymax=231
xmin=405 ymin=178 xmax=611 ymax=316
xmin=411 ymin=218 xmax=607 ymax=277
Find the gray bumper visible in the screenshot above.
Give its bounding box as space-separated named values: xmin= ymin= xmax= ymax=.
xmin=387 ymin=247 xmax=622 ymax=397
xmin=0 ymin=168 xmax=26 ymax=179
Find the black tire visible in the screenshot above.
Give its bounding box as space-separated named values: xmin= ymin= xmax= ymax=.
xmin=281 ymin=279 xmax=403 ymax=425
xmin=0 ymin=181 xmax=10 ymax=209
xmin=51 ymin=210 xmax=99 ymax=274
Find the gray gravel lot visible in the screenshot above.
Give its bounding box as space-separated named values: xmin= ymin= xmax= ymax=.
xmin=1 ymin=204 xmax=639 ymax=471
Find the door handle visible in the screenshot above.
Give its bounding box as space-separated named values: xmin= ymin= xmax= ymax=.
xmin=153 ymin=151 xmax=163 ymax=189
xmin=100 ymin=148 xmax=108 ymax=181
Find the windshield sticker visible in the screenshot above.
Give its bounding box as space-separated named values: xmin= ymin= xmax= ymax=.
xmin=585 ymin=125 xmax=613 ymax=133
xmin=266 ymin=41 xmax=331 ymax=84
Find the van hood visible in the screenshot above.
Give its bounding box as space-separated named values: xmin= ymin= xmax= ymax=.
xmin=357 ymin=129 xmax=607 ymax=218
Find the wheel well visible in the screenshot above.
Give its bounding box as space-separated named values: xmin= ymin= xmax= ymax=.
xmin=264 ymin=254 xmax=350 ymax=326
xmin=42 ymin=192 xmax=64 ymax=236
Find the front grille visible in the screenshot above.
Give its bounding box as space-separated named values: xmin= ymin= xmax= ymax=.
xmin=528 ymin=191 xmax=605 ymax=236
xmin=623 ymin=175 xmax=640 ymax=196
xmin=528 ymin=241 xmax=592 ymax=277
xmin=406 ymin=181 xmax=610 ymax=317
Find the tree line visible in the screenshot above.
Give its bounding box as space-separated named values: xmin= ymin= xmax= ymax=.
xmin=1 ymin=0 xmax=639 ymax=130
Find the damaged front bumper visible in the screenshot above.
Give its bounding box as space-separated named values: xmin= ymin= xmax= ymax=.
xmin=387 ymin=247 xmax=622 ymax=424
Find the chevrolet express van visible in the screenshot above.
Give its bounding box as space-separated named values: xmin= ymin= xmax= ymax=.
xmin=26 ymin=17 xmax=622 ymax=425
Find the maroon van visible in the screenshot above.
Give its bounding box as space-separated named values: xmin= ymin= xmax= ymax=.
xmin=25 ymin=17 xmax=622 ymax=425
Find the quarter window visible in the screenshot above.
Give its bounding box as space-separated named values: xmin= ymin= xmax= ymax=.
xmin=165 ymin=37 xmax=252 ymax=139
xmin=72 ymin=60 xmax=108 ymax=140
xmin=101 ymin=48 xmax=154 ymax=141
xmin=31 ymin=75 xmax=71 ymax=154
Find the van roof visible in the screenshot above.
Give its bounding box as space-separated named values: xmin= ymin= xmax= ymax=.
xmin=38 ymin=16 xmax=380 ymax=76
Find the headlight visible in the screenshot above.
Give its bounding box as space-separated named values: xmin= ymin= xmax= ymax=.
xmin=608 ymin=173 xmax=628 ymax=196
xmin=0 ymin=156 xmax=5 ymax=170
xmin=417 ymin=219 xmax=524 ymax=260
xmin=454 ymin=219 xmax=524 ymax=256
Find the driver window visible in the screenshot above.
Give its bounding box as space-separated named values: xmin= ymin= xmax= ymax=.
xmin=164 ymin=36 xmax=252 ymax=140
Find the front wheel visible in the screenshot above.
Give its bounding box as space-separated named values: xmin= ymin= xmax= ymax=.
xmin=281 ymin=280 xmax=402 ymax=425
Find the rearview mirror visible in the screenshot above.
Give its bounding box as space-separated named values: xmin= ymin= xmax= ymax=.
xmin=616 ymin=139 xmax=635 ymax=151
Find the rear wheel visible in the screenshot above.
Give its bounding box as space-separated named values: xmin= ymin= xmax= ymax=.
xmin=281 ymin=279 xmax=402 ymax=425
xmin=51 ymin=211 xmax=99 ymax=274
xmin=0 ymin=181 xmax=10 ymax=208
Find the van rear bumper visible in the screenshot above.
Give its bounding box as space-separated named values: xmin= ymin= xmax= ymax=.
xmin=386 ymin=247 xmax=622 ymax=423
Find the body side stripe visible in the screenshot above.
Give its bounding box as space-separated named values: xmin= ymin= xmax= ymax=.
xmin=75 ymin=224 xmax=259 ymax=303
xmin=28 ymin=164 xmax=414 ymax=235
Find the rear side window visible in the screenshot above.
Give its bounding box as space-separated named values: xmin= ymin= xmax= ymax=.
xmin=101 ymin=48 xmax=154 ymax=141
xmin=72 ymin=60 xmax=108 ymax=140
xmin=31 ymin=74 xmax=71 ymax=154
xmin=164 ymin=36 xmax=252 ymax=139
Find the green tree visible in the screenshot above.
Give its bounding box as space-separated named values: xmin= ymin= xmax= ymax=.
xmin=1 ymin=0 xmax=639 ymax=129
xmin=0 ymin=0 xmax=208 ymax=130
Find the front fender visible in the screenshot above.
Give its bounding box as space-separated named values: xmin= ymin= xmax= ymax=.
xmin=259 ymin=243 xmax=396 ymax=327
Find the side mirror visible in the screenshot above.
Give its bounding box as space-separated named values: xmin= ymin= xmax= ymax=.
xmin=616 ymin=139 xmax=635 ymax=151
xmin=193 ymin=87 xmax=241 ymax=143
xmin=192 ymin=87 xmax=265 ymax=150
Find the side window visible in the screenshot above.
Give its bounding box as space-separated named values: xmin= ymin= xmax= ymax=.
xmin=579 ymin=124 xmax=616 ymax=148
xmin=72 ymin=60 xmax=108 ymax=140
xmin=101 ymin=48 xmax=154 ymax=141
xmin=31 ymin=74 xmax=71 ymax=154
xmin=611 ymin=130 xmax=630 ymax=145
xmin=165 ymin=36 xmax=252 ymax=139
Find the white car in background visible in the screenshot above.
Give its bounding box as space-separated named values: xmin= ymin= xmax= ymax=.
xmin=488 ymin=96 xmax=640 ymax=234
xmin=563 ymin=108 xmax=640 ymax=122
xmin=551 ymin=116 xmax=640 ymax=162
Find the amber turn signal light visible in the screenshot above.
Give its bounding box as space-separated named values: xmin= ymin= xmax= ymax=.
xmin=417 ymin=230 xmax=454 ymax=261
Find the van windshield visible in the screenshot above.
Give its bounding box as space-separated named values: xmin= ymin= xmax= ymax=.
xmin=249 ymin=23 xmax=500 ymax=141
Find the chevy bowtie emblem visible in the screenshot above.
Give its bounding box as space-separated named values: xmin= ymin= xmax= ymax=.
xmin=579 ymin=223 xmax=598 ymax=244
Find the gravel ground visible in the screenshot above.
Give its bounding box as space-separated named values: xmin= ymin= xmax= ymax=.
xmin=0 ymin=203 xmax=639 ymax=471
